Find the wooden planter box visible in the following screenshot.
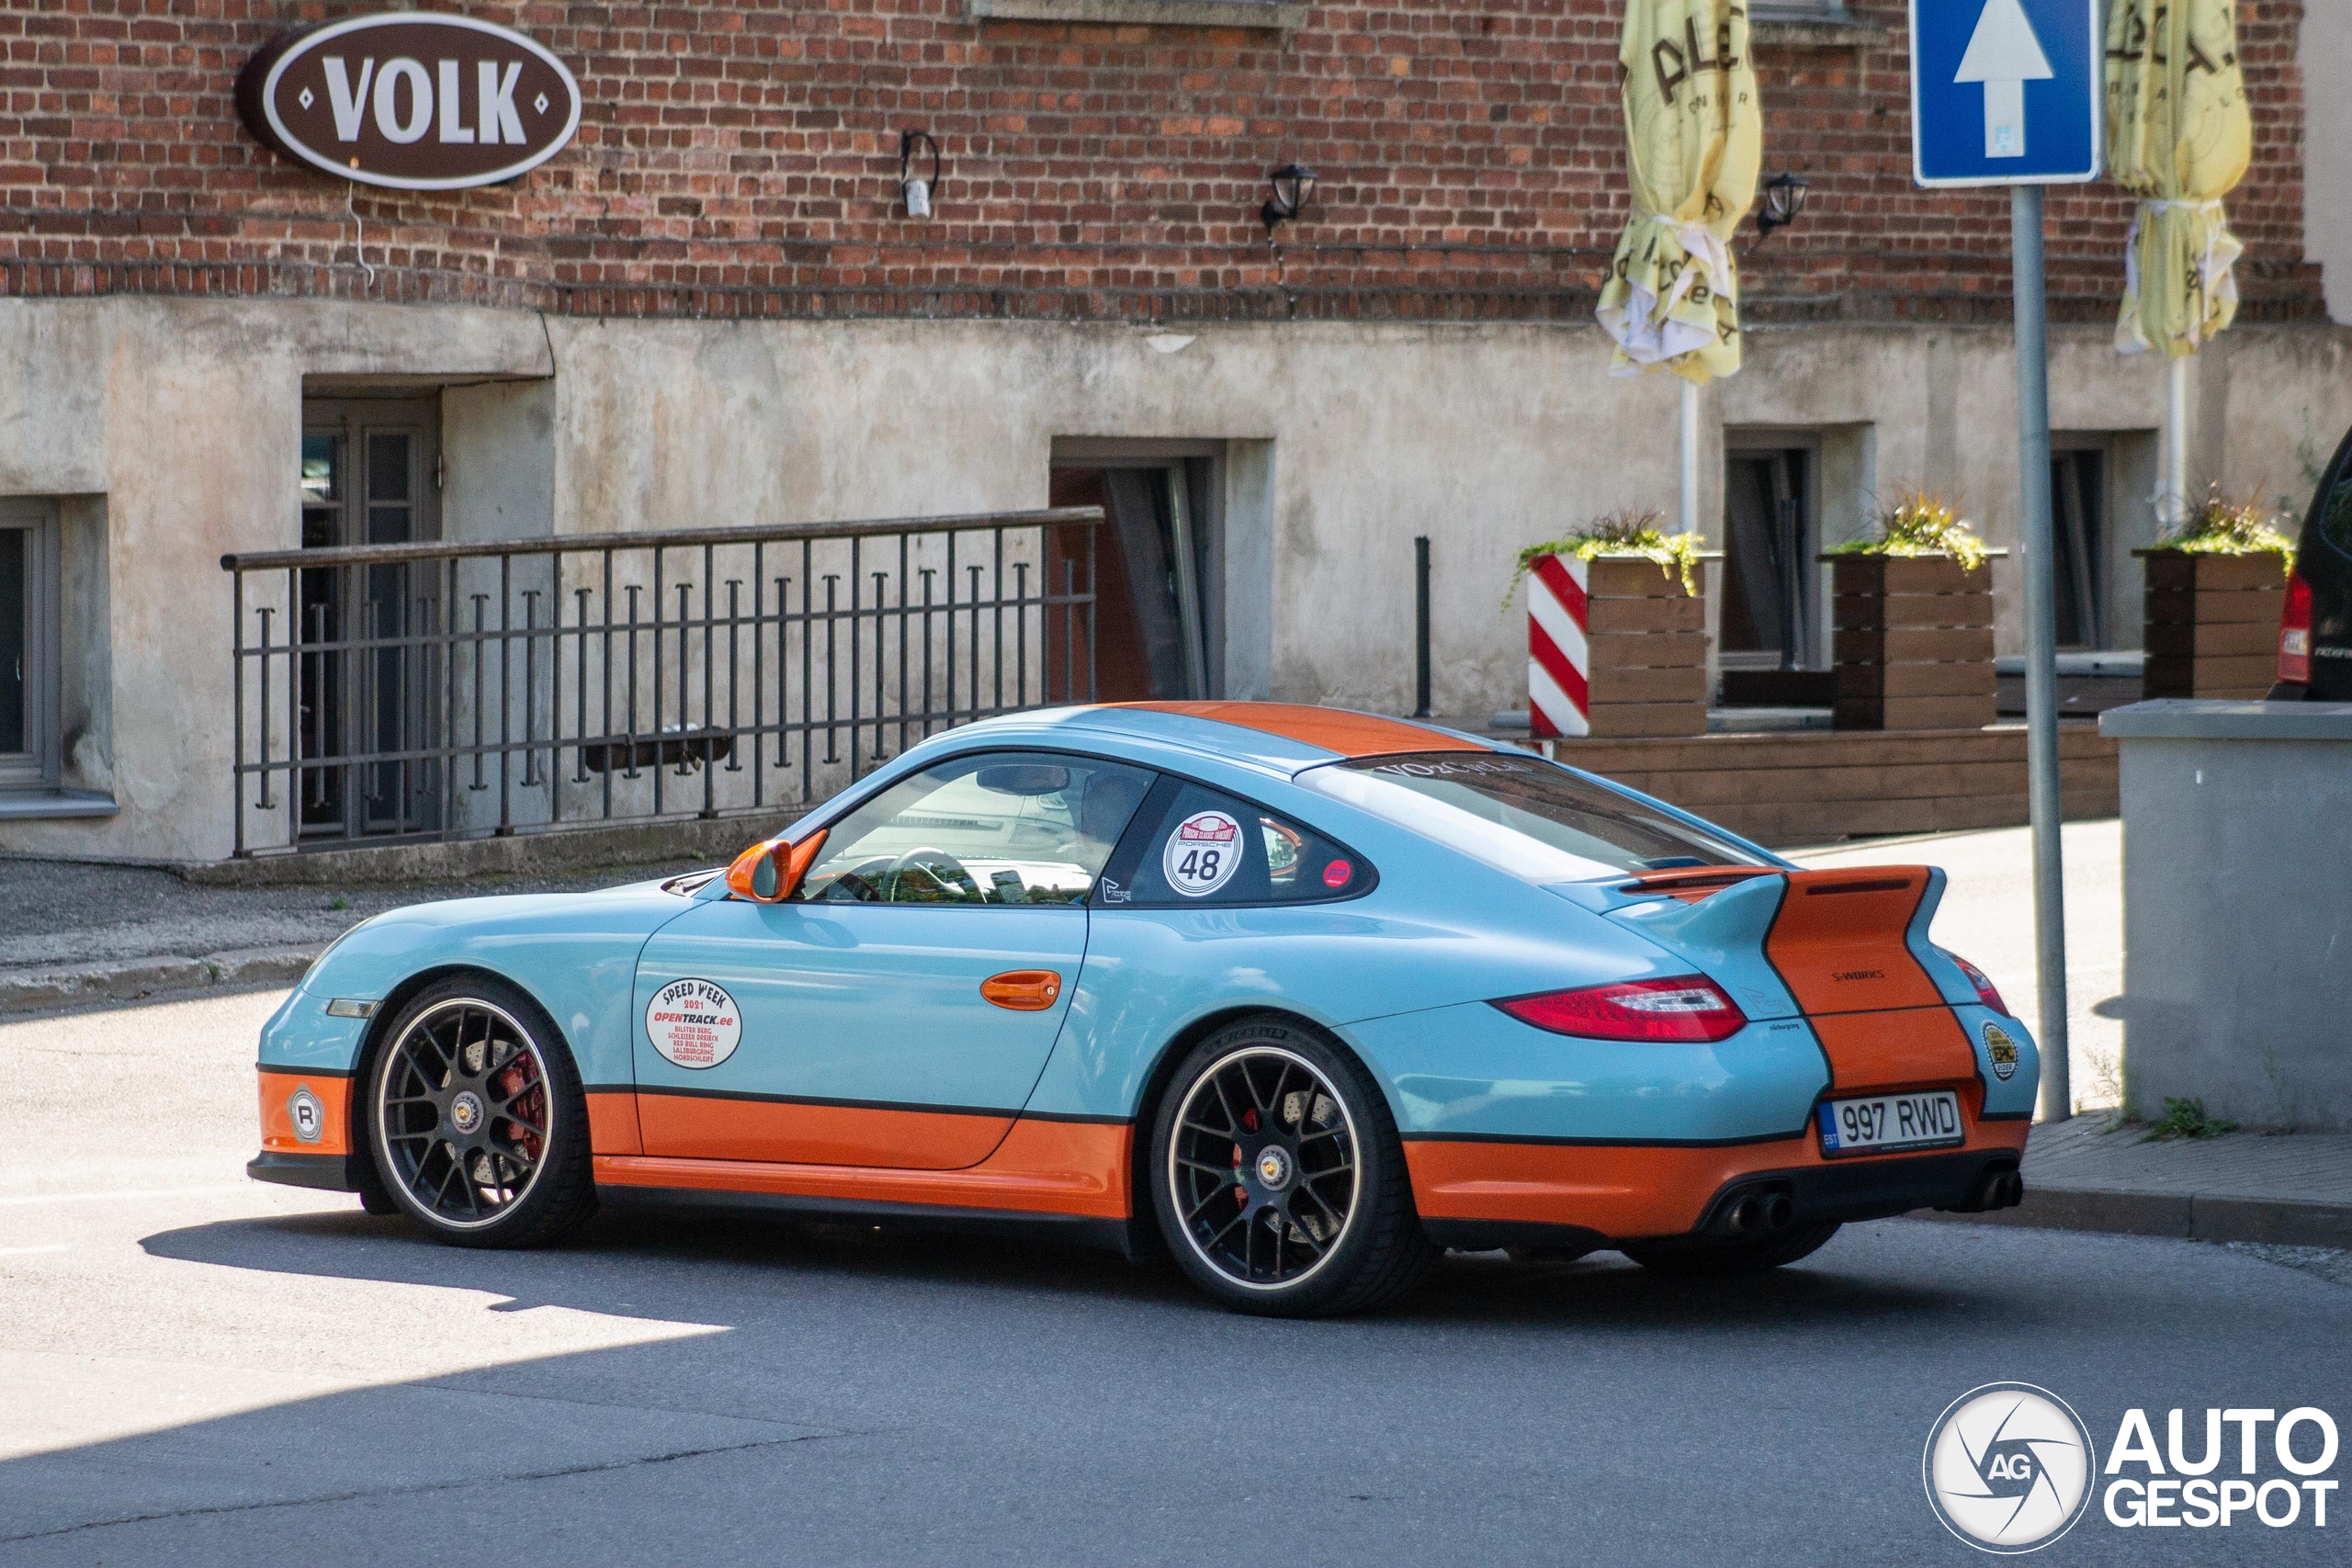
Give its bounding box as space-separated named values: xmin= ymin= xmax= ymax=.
xmin=2138 ymin=549 xmax=2289 ymax=698
xmin=1826 ymin=554 xmax=1999 ymax=731
xmin=1574 ymin=556 xmax=1710 ymax=738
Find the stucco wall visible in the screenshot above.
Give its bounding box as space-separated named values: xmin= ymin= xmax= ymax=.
xmin=1 ymin=297 xmax=2347 ymax=863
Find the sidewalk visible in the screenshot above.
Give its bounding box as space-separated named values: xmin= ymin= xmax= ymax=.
xmin=0 ymin=854 xmax=707 ymax=1012
xmin=1924 ymin=1115 xmax=2352 ymax=1250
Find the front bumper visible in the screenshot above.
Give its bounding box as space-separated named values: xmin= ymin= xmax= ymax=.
xmin=247 ymin=1150 xmax=364 ymax=1192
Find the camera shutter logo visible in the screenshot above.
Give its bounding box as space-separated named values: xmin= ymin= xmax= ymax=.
xmin=1924 ymin=1382 xmax=2097 ymax=1553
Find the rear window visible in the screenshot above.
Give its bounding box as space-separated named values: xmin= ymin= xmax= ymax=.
xmin=1296 ymin=750 xmax=1771 ymax=883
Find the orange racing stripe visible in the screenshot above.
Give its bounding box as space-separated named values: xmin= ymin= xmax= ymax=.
xmin=1763 ymin=866 xmax=1945 ymax=1016
xmin=595 ymin=1116 xmax=1133 ymax=1218
xmin=1118 ymin=701 xmax=1486 ymax=760
xmin=585 ymin=1090 xmax=643 ymax=1156
xmin=634 ymin=1091 xmax=1016 ymax=1170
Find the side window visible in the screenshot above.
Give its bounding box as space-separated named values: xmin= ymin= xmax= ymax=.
xmin=797 ymin=752 xmax=1155 ymax=906
xmin=1099 ymin=779 xmax=1371 ymax=908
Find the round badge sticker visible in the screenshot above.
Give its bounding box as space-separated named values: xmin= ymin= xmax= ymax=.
xmin=645 ymin=978 xmax=742 ymax=1069
xmin=1163 ymin=809 xmax=1245 ymax=897
xmin=1983 ymin=1021 xmax=2020 ymax=1081
xmin=287 ymin=1086 xmax=325 ymax=1145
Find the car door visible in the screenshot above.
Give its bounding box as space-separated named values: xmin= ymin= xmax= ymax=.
xmin=633 ymin=750 xmax=1155 ymax=1168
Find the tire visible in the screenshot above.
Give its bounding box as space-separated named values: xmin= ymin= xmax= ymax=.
xmin=1148 ymin=1017 xmax=1439 ymax=1317
xmin=364 ymin=975 xmax=597 ymax=1249
xmin=1617 ymin=1221 xmax=1841 ymax=1277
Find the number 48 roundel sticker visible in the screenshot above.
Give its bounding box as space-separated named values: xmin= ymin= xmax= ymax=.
xmin=1163 ymin=808 xmax=1245 ymax=897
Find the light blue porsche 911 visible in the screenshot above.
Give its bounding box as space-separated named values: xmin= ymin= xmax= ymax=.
xmin=250 ymin=701 xmax=2035 ymax=1316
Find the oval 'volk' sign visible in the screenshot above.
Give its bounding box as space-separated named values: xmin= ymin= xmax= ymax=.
xmin=235 ymin=13 xmax=581 ymax=191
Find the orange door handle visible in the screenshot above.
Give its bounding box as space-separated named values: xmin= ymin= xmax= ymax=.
xmin=980 ymin=969 xmax=1063 ymax=1011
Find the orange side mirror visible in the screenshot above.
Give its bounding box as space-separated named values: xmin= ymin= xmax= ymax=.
xmin=724 ymin=828 xmax=828 ymax=904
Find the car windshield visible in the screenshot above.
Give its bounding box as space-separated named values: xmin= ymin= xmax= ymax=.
xmin=1295 ymin=750 xmax=1772 ymax=883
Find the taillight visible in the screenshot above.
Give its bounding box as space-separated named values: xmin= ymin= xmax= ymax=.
xmin=2280 ymin=570 xmax=2312 ymax=685
xmin=1947 ymin=952 xmax=2007 ymax=1015
xmin=1495 ymin=976 xmax=1747 ymax=1043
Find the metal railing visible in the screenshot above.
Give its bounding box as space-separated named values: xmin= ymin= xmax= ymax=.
xmin=223 ymin=507 xmax=1101 ymax=854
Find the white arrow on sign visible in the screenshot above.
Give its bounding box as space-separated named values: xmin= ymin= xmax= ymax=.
xmin=1954 ymin=0 xmax=2053 ymax=159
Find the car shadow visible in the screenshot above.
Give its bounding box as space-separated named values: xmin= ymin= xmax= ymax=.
xmin=140 ymin=1201 xmax=1963 ymax=1335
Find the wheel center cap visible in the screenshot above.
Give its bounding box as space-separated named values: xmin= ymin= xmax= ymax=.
xmin=448 ymin=1090 xmax=485 ymax=1136
xmin=1255 ymin=1145 xmax=1294 ymax=1190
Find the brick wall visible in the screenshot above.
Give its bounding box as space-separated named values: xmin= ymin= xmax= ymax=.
xmin=0 ymin=0 xmax=2322 ymax=323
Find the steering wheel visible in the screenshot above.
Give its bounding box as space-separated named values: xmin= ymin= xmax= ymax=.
xmin=885 ymin=847 xmax=982 ymax=904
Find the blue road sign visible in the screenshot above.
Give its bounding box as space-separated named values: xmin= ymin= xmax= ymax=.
xmin=1910 ymin=0 xmax=2102 ymax=186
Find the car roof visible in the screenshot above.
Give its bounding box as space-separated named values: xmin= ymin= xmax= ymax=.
xmin=1054 ymin=702 xmax=1492 ymax=773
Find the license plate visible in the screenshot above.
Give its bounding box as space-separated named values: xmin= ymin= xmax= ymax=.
xmin=1817 ymin=1090 xmax=1963 ymax=1156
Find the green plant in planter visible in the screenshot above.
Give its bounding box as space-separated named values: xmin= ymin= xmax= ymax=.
xmin=1502 ymin=509 xmax=1702 ymax=610
xmin=1826 ymin=491 xmax=1989 ymax=571
xmin=2147 ymin=483 xmax=2296 ymax=573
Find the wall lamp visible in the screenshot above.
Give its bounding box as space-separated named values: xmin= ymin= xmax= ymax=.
xmin=1754 ymin=172 xmax=1811 ymax=241
xmin=899 ymin=130 xmax=942 ymax=220
xmin=1261 ymin=163 xmax=1317 ymax=231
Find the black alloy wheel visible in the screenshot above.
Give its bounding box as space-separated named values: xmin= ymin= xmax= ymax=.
xmin=367 ymin=976 xmax=595 ymax=1247
xmin=1149 ymin=1018 xmax=1438 ymax=1316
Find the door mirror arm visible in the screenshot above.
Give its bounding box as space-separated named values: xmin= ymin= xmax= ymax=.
xmin=725 ymin=828 xmax=828 ymax=904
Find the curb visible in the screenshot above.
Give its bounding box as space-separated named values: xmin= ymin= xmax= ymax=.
xmin=0 ymin=944 xmax=322 ymax=1014
xmin=1915 ymin=1186 xmax=2352 ymax=1250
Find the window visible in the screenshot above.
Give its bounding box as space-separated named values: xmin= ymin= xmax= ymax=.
xmin=2051 ymin=447 xmax=2108 ymax=649
xmin=0 ymin=498 xmax=61 ymax=793
xmin=1099 ymin=777 xmax=1369 ymax=907
xmin=797 ymin=752 xmax=1155 ymax=906
xmin=1296 ymin=751 xmax=1770 ymax=884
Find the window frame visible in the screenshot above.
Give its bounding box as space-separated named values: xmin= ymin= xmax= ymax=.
xmin=1092 ymin=771 xmax=1379 ymax=911
xmin=789 ymin=746 xmax=1156 ymax=909
xmin=0 ymin=497 xmax=63 ymax=794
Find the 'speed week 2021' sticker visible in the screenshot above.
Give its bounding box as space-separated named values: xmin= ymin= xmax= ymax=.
xmin=645 ymin=978 xmax=742 ymax=1069
xmin=1164 ymin=809 xmax=1244 ymax=897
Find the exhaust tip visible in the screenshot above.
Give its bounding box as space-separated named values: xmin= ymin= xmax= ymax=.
xmin=1724 ymin=1195 xmax=1762 ymax=1235
xmin=1762 ymin=1192 xmax=1794 ymax=1230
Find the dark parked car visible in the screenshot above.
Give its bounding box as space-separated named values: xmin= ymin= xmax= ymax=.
xmin=2274 ymin=420 xmax=2352 ymax=700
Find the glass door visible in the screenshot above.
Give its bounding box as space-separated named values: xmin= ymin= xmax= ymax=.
xmin=299 ymin=397 xmax=442 ymax=838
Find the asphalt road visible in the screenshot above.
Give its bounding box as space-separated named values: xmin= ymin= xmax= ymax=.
xmin=4 ymin=987 xmax=2346 ymax=1567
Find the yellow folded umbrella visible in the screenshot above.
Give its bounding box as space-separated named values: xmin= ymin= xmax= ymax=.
xmin=2105 ymin=0 xmax=2252 ymax=357
xmin=1594 ymin=0 xmax=1762 ymax=385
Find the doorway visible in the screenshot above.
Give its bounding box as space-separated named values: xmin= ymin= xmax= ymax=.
xmin=1047 ymin=445 xmax=1221 ymax=703
xmin=299 ymin=395 xmax=442 ymax=838
xmin=2050 ymin=446 xmax=2107 ymax=649
xmin=1720 ymin=442 xmax=1826 ymax=705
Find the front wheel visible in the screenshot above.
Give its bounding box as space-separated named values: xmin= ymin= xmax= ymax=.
xmin=1617 ymin=1222 xmax=1841 ymax=1276
xmin=1148 ymin=1018 xmax=1438 ymax=1317
xmin=366 ymin=976 xmax=597 ymax=1248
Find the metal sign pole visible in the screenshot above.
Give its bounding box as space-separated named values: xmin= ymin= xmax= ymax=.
xmin=2010 ymin=183 xmax=2071 ymax=1122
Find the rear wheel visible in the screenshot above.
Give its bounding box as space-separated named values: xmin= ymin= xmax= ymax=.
xmin=366 ymin=976 xmax=596 ymax=1248
xmin=1148 ymin=1018 xmax=1438 ymax=1317
xmin=1618 ymin=1222 xmax=1841 ymax=1276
